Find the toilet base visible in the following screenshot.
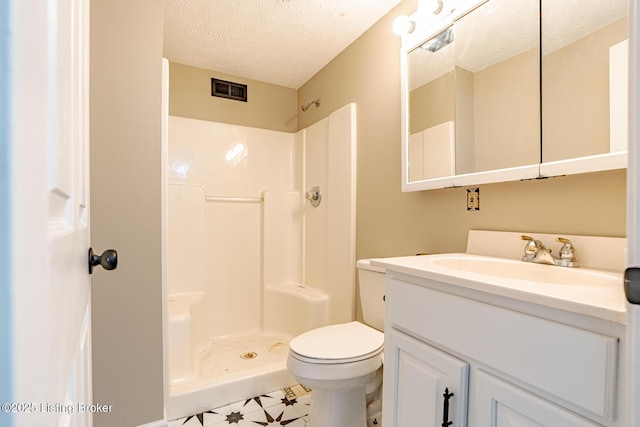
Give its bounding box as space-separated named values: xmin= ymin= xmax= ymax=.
xmin=294 ymin=371 xmax=377 ymax=427
xmin=308 ymin=386 xmax=368 ymax=427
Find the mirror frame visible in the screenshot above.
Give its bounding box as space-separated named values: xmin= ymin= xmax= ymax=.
xmin=399 ymin=0 xmax=628 ymax=192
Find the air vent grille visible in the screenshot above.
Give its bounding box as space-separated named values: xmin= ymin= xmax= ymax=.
xmin=211 ymin=78 xmax=247 ymax=102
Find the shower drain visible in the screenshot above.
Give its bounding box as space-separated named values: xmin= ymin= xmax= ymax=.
xmin=240 ymin=351 xmax=258 ymax=360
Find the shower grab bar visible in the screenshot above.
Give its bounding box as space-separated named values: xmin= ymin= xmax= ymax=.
xmin=205 ymin=196 xmax=262 ymax=203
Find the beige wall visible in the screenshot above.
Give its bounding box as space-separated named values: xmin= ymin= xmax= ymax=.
xmin=169 ymin=62 xmax=298 ymax=132
xmin=90 ymin=0 xmax=165 ymax=425
xmin=297 ymin=0 xmax=626 ymax=317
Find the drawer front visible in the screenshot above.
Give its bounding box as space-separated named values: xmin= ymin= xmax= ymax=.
xmin=387 ymin=278 xmax=618 ymax=421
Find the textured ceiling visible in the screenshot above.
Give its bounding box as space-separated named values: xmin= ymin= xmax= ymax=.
xmin=163 ymin=0 xmax=402 ymax=89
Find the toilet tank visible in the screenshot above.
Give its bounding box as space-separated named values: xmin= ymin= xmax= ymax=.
xmin=357 ymin=259 xmax=386 ymax=331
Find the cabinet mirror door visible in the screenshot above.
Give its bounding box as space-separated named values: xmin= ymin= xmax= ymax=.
xmin=407 ymin=26 xmax=456 ymax=184
xmin=541 ymin=0 xmax=628 ymax=172
xmin=402 ymin=0 xmax=540 ymax=191
xmin=453 ymin=0 xmax=540 ymax=176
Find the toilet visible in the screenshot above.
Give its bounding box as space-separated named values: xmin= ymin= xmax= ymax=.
xmin=287 ymin=259 xmax=386 ymax=427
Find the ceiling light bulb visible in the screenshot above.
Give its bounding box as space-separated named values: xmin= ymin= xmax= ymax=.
xmin=392 ymin=15 xmax=415 ymax=36
xmin=417 ymin=0 xmax=444 ymax=15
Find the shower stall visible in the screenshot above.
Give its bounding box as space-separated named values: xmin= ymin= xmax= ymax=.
xmin=161 ymin=68 xmax=357 ymax=420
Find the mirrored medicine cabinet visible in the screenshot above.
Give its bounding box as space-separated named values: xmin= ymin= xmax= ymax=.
xmin=400 ymin=0 xmax=629 ymax=191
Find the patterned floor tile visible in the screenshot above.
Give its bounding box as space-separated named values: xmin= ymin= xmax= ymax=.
xmin=228 ymin=391 xmax=285 ymax=414
xmin=289 ymin=394 xmax=310 ymax=418
xmin=208 ymin=406 xmax=254 ymax=426
xmin=282 ymin=384 xmax=311 ymax=400
xmin=170 ymin=407 xmax=228 ymax=427
xmin=263 ymin=390 xmax=287 ymax=408
xmin=170 ymin=384 xmax=311 ymax=427
xmin=244 ymin=403 xmax=306 ymax=426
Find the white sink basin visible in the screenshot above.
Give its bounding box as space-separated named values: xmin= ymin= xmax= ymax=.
xmin=429 ymin=254 xmax=620 ymax=287
xmin=370 ymin=231 xmax=627 ymax=323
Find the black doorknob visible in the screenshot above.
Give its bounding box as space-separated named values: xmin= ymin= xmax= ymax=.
xmin=88 ymin=248 xmax=118 ymax=274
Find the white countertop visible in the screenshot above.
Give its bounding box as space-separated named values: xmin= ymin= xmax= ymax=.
xmin=372 ymin=253 xmax=627 ymax=324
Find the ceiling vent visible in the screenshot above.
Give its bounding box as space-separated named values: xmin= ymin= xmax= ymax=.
xmin=211 ymin=78 xmax=247 ymax=102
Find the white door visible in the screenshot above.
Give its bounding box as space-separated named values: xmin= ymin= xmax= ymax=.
xmin=629 ymin=0 xmax=640 ymax=426
xmin=5 ymin=0 xmax=101 ymax=426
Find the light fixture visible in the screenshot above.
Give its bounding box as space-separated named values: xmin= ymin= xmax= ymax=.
xmin=417 ymin=0 xmax=444 ymax=15
xmin=392 ymin=15 xmax=415 ymax=35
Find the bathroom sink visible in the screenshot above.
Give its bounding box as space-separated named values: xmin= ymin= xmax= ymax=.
xmin=370 ymin=231 xmax=627 ymax=323
xmin=427 ymin=254 xmax=620 ymax=287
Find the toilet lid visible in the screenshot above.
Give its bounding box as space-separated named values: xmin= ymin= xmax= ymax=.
xmin=289 ymin=321 xmax=384 ymax=362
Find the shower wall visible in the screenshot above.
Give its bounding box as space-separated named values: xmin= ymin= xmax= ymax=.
xmin=168 ymin=117 xmax=295 ymax=339
xmin=166 ymin=103 xmax=356 ymax=343
xmin=302 ymin=105 xmax=357 ymax=324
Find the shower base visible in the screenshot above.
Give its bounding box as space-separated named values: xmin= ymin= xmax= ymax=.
xmin=167 ymin=332 xmax=297 ymax=421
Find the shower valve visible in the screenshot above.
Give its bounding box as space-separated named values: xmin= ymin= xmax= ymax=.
xmin=305 ymin=186 xmax=322 ymax=207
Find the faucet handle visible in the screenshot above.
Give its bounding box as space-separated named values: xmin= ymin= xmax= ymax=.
xmin=521 ymin=235 xmax=545 ymax=249
xmin=521 ymin=235 xmax=543 ymax=259
xmin=556 ymin=237 xmax=576 ymax=261
xmin=521 ymin=235 xmax=534 ymax=250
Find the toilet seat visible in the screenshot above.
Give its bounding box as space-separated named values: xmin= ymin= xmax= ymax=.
xmin=289 ymin=347 xmax=383 ymax=365
xmin=289 ymin=321 xmax=384 ymax=364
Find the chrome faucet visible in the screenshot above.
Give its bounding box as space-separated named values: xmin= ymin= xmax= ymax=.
xmin=520 ymin=235 xmax=578 ymax=268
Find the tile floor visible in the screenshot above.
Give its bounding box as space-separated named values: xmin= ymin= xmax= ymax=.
xmin=168 ymin=384 xmax=312 ymax=427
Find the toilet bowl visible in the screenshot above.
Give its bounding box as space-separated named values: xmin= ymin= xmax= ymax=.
xmin=286 ymin=259 xmax=386 ymax=427
xmin=287 ymin=322 xmax=383 ymax=427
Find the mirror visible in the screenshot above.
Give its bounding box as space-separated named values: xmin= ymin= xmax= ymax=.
xmin=453 ymin=0 xmax=539 ymax=175
xmin=541 ymin=0 xmax=628 ymax=166
xmin=401 ymin=0 xmax=629 ymax=191
xmin=407 ymin=27 xmax=456 ymax=181
xmin=404 ymin=0 xmax=540 ymax=189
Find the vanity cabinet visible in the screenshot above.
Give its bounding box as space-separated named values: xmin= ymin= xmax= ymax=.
xmin=385 ymin=328 xmax=469 ymax=426
xmin=382 ymin=275 xmax=622 ymax=427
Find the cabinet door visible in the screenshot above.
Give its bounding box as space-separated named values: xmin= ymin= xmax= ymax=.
xmin=475 ymin=371 xmax=603 ymax=427
xmin=383 ymin=328 xmax=469 ymax=427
